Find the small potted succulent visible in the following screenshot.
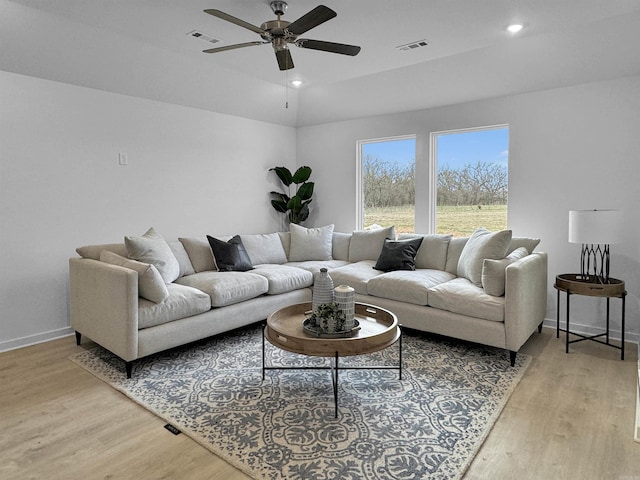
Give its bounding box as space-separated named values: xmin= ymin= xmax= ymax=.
xmin=308 ymin=302 xmax=346 ymax=334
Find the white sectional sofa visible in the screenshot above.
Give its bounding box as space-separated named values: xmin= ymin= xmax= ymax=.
xmin=70 ymin=224 xmax=547 ymax=377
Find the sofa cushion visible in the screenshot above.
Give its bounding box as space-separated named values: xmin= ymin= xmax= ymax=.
xmin=284 ymin=260 xmax=350 ymax=274
xmin=125 ymin=227 xmax=180 ymax=283
xmin=207 ymin=235 xmax=254 ymax=272
xmin=76 ymin=243 xmax=128 ymax=260
xmin=398 ymin=234 xmax=452 ymax=270
xmin=240 ymin=233 xmax=288 ymax=265
xmin=428 ymin=278 xmax=505 ymax=322
xmin=168 ymin=241 xmax=195 ymax=277
xmin=481 ymin=247 xmax=529 ymax=296
xmin=288 ymin=223 xmax=334 ymax=261
xmin=445 ymin=237 xmax=468 ymax=275
xmin=332 ymin=232 xmax=352 ymax=261
xmin=138 ymin=284 xmax=211 ymax=329
xmin=457 ymin=228 xmax=512 ymax=286
xmin=179 ymin=236 xmax=220 ymax=272
xmin=374 ymin=237 xmax=423 ymax=272
xmin=367 ymin=269 xmax=457 ymax=306
xmin=349 ymin=226 xmax=396 ymax=262
xmin=328 ymin=260 xmax=381 ymax=294
xmin=251 ymin=265 xmax=314 ymax=295
xmin=100 ymin=251 xmax=169 ymax=304
xmin=507 ymin=237 xmax=541 ymax=255
xmin=175 ymin=271 xmax=268 ymax=307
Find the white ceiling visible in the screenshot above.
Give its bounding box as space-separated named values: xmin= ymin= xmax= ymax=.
xmin=4 ymin=0 xmax=640 ymax=126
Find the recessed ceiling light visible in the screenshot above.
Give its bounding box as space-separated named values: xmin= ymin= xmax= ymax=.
xmin=291 ymin=80 xmax=303 ymax=87
xmin=507 ymin=24 xmax=524 ymax=34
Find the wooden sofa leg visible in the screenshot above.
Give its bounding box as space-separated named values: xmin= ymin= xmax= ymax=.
xmin=125 ymin=361 xmax=133 ymax=379
xmin=75 ymin=331 xmax=82 ymax=345
xmin=509 ymin=351 xmax=516 ymax=367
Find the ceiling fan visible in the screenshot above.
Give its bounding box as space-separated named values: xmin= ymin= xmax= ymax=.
xmin=203 ymin=1 xmax=361 ymax=71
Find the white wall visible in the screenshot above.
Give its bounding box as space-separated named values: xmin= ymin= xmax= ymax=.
xmin=298 ymin=75 xmax=640 ymax=343
xmin=0 ymin=70 xmax=296 ymax=350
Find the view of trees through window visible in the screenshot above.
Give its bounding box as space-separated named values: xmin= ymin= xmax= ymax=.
xmin=361 ymin=137 xmax=416 ymax=233
xmin=359 ymin=126 xmax=508 ymax=236
xmin=434 ymin=126 xmax=508 ymax=236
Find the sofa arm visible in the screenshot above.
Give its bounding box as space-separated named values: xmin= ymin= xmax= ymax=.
xmin=69 ymin=257 xmax=139 ymax=361
xmin=504 ymin=252 xmax=548 ymax=352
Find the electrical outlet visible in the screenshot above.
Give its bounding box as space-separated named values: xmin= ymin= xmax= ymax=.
xmin=118 ymin=153 xmax=128 ymax=166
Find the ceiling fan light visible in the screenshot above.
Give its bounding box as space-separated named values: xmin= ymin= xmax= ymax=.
xmin=507 ymin=23 xmax=524 ymax=33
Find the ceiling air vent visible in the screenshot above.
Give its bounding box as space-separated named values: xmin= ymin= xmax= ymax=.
xmin=396 ymin=39 xmax=428 ymax=52
xmin=187 ymin=30 xmax=222 ymax=45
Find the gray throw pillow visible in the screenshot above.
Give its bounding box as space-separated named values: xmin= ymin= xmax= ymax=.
xmin=374 ymin=237 xmax=424 ymax=272
xmin=349 ymin=226 xmax=396 ymax=262
xmin=100 ymin=251 xmax=169 ymax=303
xmin=125 ymin=227 xmax=180 ymax=283
xmin=457 ymin=228 xmax=512 ymax=286
xmin=481 ymin=247 xmax=529 ymax=296
xmin=207 ymin=235 xmax=254 ymax=272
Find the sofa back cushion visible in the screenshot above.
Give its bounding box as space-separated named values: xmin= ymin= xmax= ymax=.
xmin=397 ymin=233 xmax=452 ymax=270
xmin=348 ymin=226 xmax=396 ymax=262
xmin=332 ymin=232 xmax=352 ymax=261
xmin=76 ymin=243 xmax=128 ymax=260
xmin=288 ymin=224 xmax=334 ymax=261
xmin=240 ymin=233 xmax=288 ymax=265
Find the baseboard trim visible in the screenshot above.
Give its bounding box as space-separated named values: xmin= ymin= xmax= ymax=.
xmin=0 ymin=327 xmax=75 ymax=353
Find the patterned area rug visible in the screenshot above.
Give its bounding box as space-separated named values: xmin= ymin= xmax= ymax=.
xmin=70 ymin=325 xmax=530 ymax=480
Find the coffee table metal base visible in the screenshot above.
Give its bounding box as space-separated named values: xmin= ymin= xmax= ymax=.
xmin=261 ymin=324 xmax=402 ymax=418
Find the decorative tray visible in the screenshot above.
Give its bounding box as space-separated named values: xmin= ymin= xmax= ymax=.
xmin=302 ymin=318 xmax=361 ymax=338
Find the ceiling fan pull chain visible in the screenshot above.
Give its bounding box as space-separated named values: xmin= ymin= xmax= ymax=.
xmin=285 ymin=68 xmax=289 ymax=109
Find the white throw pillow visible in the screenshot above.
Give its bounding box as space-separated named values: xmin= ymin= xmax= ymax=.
xmin=457 ymin=228 xmax=512 ymax=286
xmin=288 ymin=224 xmax=334 ymax=261
xmin=100 ymin=250 xmax=169 ymax=303
xmin=125 ymin=227 xmax=180 ymax=283
xmin=348 ymin=226 xmax=396 ymax=262
xmin=481 ymin=247 xmax=529 ymax=296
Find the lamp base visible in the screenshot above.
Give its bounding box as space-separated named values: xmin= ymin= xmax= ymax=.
xmin=580 ymin=243 xmax=610 ymax=283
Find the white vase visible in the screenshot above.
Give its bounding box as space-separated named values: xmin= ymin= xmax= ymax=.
xmin=312 ymin=268 xmax=334 ymax=312
xmin=334 ymin=284 xmax=355 ymax=331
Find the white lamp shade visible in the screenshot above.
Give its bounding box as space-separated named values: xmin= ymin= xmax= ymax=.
xmin=568 ymin=209 xmax=623 ymax=244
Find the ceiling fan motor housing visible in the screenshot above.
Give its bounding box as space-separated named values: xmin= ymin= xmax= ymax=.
xmin=270 ymin=1 xmax=288 ymax=17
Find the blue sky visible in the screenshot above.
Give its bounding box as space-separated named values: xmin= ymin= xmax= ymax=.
xmin=362 ymin=127 xmax=509 ymax=170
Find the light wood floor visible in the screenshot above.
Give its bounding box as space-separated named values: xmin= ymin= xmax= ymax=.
xmin=1 ymin=328 xmax=638 ymax=480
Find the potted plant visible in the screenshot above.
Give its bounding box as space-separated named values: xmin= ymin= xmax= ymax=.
xmin=269 ymin=166 xmax=314 ymax=225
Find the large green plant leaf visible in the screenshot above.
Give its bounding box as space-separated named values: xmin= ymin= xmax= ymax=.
xmin=270 ymin=167 xmax=293 ymax=186
xmin=292 ymin=166 xmax=312 ymax=184
xmin=271 ymin=199 xmax=288 ymax=213
xmin=297 ymin=182 xmax=314 ymax=200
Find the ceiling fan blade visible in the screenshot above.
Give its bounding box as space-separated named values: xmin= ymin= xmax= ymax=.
xmin=204 ymin=9 xmax=265 ymax=35
xmin=286 ymin=5 xmax=336 ymax=36
xmin=203 ymin=41 xmax=266 ymax=54
xmin=296 ymin=39 xmax=361 ymax=56
xmin=275 ymin=48 xmax=295 ymax=71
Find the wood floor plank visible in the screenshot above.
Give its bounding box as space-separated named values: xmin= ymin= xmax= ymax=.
xmin=1 ymin=328 xmax=637 ymax=479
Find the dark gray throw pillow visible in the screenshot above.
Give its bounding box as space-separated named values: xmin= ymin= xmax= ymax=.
xmin=207 ymin=235 xmax=254 ymax=272
xmin=373 ymin=237 xmax=424 ymax=272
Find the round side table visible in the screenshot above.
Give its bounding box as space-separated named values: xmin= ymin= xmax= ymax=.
xmin=554 ymin=274 xmax=626 ymax=360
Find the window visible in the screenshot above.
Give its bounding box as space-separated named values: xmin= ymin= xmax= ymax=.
xmin=430 ymin=126 xmax=509 ymax=236
xmin=357 ymin=136 xmax=416 ymax=233
xmin=357 ymin=126 xmax=508 ymax=236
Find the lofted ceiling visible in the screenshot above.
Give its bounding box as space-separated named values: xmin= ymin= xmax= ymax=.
xmin=3 ymin=0 xmax=640 ymax=126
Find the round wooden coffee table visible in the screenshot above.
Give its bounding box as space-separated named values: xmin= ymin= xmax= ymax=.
xmin=263 ymin=302 xmax=401 ymax=417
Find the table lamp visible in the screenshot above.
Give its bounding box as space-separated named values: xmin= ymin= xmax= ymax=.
xmin=568 ymin=209 xmax=622 ymax=283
